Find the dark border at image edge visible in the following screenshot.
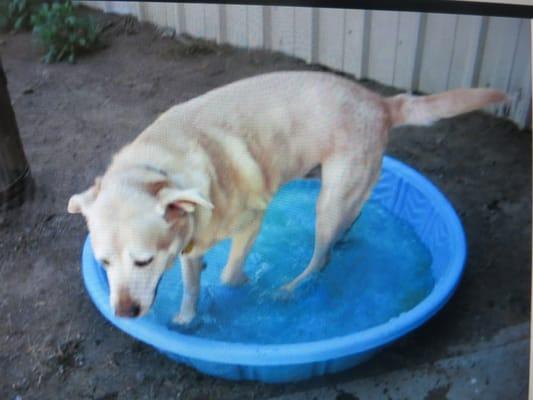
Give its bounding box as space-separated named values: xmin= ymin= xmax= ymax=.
xmin=129 ymin=0 xmax=533 ymax=18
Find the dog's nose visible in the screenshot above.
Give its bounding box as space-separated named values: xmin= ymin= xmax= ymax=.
xmin=115 ymin=295 xmax=141 ymax=318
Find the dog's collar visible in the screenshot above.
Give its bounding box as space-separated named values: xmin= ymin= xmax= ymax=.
xmin=181 ymin=239 xmax=195 ymax=255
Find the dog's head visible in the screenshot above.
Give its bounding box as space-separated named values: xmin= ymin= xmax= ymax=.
xmin=68 ymin=170 xmax=213 ymax=318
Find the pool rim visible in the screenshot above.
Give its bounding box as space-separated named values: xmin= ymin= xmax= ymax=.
xmin=81 ymin=155 xmax=467 ymax=366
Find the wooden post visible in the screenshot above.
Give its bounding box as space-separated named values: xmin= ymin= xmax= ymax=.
xmin=0 ymin=57 xmax=33 ymax=212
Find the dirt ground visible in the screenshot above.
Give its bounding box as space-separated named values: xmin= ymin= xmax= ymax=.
xmin=0 ymin=11 xmax=530 ymax=400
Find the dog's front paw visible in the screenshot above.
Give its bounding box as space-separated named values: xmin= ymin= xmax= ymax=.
xmin=172 ymin=310 xmax=196 ymax=326
xmin=220 ymin=271 xmax=250 ymax=287
xmin=273 ymin=286 xmax=294 ymax=302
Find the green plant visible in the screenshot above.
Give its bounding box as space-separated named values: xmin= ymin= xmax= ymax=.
xmin=0 ymin=0 xmax=43 ymax=32
xmin=0 ymin=2 xmax=9 ymax=30
xmin=31 ymin=0 xmax=101 ymax=63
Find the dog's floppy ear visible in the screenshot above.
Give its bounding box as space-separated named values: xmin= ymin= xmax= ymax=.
xmin=68 ymin=177 xmax=102 ymax=215
xmin=155 ymin=187 xmax=214 ymax=222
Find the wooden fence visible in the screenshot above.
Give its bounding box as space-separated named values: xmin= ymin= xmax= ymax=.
xmin=83 ymin=2 xmax=531 ymax=127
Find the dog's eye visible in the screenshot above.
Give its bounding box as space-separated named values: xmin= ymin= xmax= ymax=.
xmin=134 ymin=257 xmax=153 ymax=267
xmin=101 ymin=259 xmax=110 ymax=267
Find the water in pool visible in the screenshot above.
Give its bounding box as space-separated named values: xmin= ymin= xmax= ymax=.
xmin=149 ymin=179 xmax=434 ymax=344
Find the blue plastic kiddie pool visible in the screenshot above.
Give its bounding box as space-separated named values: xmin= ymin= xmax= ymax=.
xmin=81 ymin=156 xmax=466 ymax=383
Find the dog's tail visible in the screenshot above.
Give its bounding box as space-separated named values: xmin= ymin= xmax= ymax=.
xmin=385 ymin=88 xmax=508 ymax=128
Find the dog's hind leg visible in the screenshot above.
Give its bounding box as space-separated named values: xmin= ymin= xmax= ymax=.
xmin=282 ymin=155 xmax=378 ymax=292
xmin=221 ymin=212 xmax=264 ymax=286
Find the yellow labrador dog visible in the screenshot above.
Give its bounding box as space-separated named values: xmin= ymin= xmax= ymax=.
xmin=68 ymin=71 xmax=505 ymax=324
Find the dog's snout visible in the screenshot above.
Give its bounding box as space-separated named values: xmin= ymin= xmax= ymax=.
xmin=115 ymin=292 xmax=141 ymax=318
